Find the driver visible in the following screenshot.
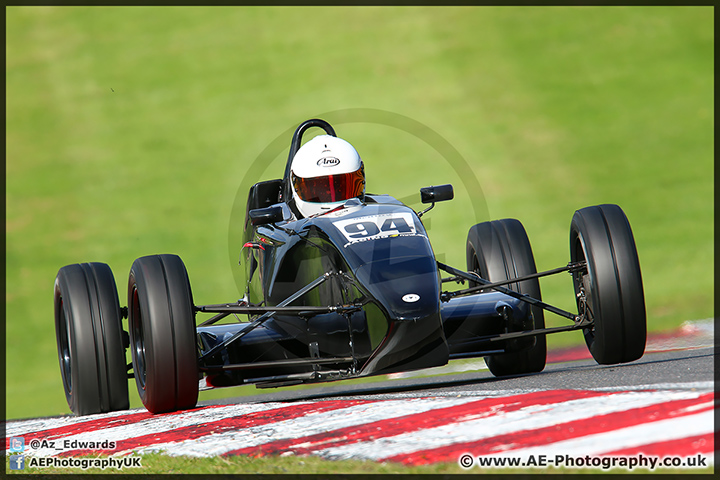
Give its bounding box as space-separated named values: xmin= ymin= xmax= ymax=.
xmin=289 ymin=135 xmax=365 ymax=218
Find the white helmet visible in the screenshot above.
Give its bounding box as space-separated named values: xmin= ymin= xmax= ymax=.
xmin=290 ymin=134 xmax=365 ymax=218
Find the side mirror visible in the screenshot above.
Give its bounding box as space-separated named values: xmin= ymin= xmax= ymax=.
xmin=249 ymin=205 xmax=284 ymax=226
xmin=420 ymin=184 xmax=454 ymax=204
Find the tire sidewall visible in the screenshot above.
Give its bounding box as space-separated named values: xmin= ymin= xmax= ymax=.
xmin=54 ymin=263 xmax=128 ymax=415
xmin=128 ymin=254 xmax=199 ymax=413
xmin=570 ymin=204 xmax=646 ymax=364
xmin=466 ymin=219 xmax=547 ymax=376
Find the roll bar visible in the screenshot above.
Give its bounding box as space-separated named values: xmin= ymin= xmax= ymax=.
xmin=282 ymin=118 xmax=336 ymax=203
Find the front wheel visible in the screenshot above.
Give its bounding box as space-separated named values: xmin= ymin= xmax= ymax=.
xmin=466 ymin=218 xmax=546 ymax=376
xmin=570 ymin=204 xmax=646 ymax=364
xmin=128 ymin=254 xmax=199 ymax=413
xmin=54 ymin=263 xmax=129 ymax=415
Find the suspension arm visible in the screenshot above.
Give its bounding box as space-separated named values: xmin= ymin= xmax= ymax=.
xmin=442 ymin=261 xmax=586 ymax=298
xmin=197 ymin=272 xmax=333 ymax=362
xmin=197 ymin=304 xmax=362 ymax=315
xmin=484 ymin=322 xmax=590 ymax=341
xmin=437 ymin=261 xmax=582 ymax=322
xmin=196 ymin=304 xmax=362 ymax=322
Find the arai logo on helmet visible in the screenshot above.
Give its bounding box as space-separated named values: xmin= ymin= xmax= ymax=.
xmin=317 ymin=157 xmax=340 ymax=167
xmin=402 ymin=294 xmax=420 ymax=303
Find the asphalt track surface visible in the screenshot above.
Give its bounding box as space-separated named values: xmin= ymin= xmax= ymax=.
xmin=200 ymin=318 xmax=715 ymax=406
xmin=202 ymin=346 xmax=714 ymax=406
xmin=6 ymin=320 xmax=715 ymax=470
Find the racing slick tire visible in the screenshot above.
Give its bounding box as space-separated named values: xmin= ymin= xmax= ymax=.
xmin=54 ymin=263 xmax=129 ymax=416
xmin=570 ymin=204 xmax=646 ymax=364
xmin=466 ymin=219 xmax=547 ymax=376
xmin=128 ymin=254 xmax=199 ymax=413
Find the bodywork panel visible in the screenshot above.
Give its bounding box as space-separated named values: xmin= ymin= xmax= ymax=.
xmin=198 ymin=194 xmax=532 ymax=387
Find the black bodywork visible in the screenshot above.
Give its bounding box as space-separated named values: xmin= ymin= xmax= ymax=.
xmin=193 ymin=119 xmax=584 ymax=389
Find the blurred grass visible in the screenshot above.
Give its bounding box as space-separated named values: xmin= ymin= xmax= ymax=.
xmin=6 ymin=6 xmax=713 ymax=420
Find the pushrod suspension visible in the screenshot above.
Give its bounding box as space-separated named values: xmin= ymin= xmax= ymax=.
xmin=198 ymin=304 xmax=360 ymax=315
xmin=442 ymin=261 xmax=586 ymax=299
xmin=198 ymin=272 xmax=332 ymax=362
xmin=437 ymin=261 xmax=582 ymax=322
xmin=196 ymin=305 xmax=361 ymax=327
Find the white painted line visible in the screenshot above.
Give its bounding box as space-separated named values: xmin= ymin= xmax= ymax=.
xmin=483 ymin=409 xmax=715 ymax=461
xmin=20 ymin=402 xmax=306 ymax=457
xmin=134 ymin=396 xmax=478 ymax=457
xmin=5 ymin=408 xmax=146 ymax=439
xmin=312 ymin=390 xmax=709 ymax=461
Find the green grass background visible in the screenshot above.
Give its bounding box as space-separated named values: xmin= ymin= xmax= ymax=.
xmin=6 ymin=5 xmax=713 ymax=427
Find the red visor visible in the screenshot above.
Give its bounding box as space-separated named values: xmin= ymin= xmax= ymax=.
xmin=292 ymin=166 xmax=364 ymax=203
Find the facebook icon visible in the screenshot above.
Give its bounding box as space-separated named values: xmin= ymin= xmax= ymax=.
xmin=9 ymin=455 xmax=25 ymax=470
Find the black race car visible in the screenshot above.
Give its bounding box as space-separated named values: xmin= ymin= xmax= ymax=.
xmin=54 ymin=118 xmax=646 ymax=415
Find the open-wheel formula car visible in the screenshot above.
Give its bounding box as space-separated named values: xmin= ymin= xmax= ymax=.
xmin=54 ymin=118 xmax=646 ymax=415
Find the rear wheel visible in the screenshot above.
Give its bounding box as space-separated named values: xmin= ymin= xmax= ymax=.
xmin=54 ymin=263 xmax=129 ymax=415
xmin=466 ymin=219 xmax=546 ymax=376
xmin=128 ymin=254 xmax=199 ymax=413
xmin=570 ymin=204 xmax=646 ymax=364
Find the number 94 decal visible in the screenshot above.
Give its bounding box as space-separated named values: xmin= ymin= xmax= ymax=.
xmin=333 ymin=212 xmax=419 ymax=246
